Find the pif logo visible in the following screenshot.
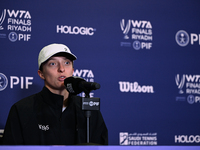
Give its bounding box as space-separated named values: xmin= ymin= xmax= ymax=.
xmin=0 ymin=73 xmax=8 ymax=91
xmin=175 ymin=30 xmax=200 ymax=47
xmin=8 ymin=32 xmax=31 ymax=42
xmin=0 ymin=73 xmax=33 ymax=91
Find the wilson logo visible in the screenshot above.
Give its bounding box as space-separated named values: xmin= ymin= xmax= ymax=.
xmin=119 ymin=81 xmax=154 ymax=93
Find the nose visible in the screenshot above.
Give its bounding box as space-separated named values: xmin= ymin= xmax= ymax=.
xmin=58 ymin=64 xmax=65 ymax=73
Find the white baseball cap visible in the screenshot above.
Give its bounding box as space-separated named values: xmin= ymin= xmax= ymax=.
xmin=38 ymin=43 xmax=77 ymax=69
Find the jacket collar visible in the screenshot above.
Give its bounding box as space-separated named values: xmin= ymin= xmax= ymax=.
xmin=40 ymin=86 xmax=64 ymax=110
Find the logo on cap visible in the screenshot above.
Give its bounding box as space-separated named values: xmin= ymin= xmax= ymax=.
xmin=64 ymin=48 xmax=68 ymax=52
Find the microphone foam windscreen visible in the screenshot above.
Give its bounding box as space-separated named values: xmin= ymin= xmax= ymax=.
xmin=64 ymin=76 xmax=85 ymax=94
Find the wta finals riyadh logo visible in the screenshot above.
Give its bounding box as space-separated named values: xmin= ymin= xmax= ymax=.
xmin=0 ymin=9 xmax=6 ymax=30
xmin=0 ymin=73 xmax=8 ymax=91
xmin=120 ymin=19 xmax=131 ymax=39
xmin=175 ymin=30 xmax=189 ymax=47
xmin=175 ymin=74 xmax=185 ymax=94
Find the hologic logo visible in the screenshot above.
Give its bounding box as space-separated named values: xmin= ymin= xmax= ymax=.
xmin=175 ymin=135 xmax=200 ymax=143
xmin=56 ymin=25 xmax=95 ymax=36
xmin=119 ymin=81 xmax=154 ymax=93
xmin=0 ymin=73 xmax=8 ymax=91
xmin=175 ymin=30 xmax=200 ymax=47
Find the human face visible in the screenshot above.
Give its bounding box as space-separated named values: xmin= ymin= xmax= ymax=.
xmin=38 ymin=56 xmax=74 ymax=94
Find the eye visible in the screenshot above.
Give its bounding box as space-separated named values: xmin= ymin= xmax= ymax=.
xmin=65 ymin=61 xmax=70 ymax=65
xmin=49 ymin=62 xmax=56 ymax=66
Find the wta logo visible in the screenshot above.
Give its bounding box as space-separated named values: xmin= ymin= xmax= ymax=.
xmin=175 ymin=74 xmax=185 ymax=94
xmin=175 ymin=74 xmax=200 ymax=94
xmin=120 ymin=19 xmax=153 ymax=50
xmin=175 ymin=74 xmax=200 ymax=104
xmin=0 ymin=9 xmax=31 ymax=41
xmin=120 ymin=20 xmax=131 ymax=39
xmin=0 ymin=9 xmax=6 ymax=30
xmin=120 ymin=19 xmax=152 ymax=40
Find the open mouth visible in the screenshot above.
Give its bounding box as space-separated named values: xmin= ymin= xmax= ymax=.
xmin=58 ymin=76 xmax=66 ymax=81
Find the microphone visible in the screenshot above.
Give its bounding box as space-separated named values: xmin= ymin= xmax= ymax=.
xmin=64 ymin=76 xmax=100 ymax=95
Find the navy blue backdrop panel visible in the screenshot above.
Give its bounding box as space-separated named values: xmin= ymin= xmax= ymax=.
xmin=0 ymin=0 xmax=200 ymax=145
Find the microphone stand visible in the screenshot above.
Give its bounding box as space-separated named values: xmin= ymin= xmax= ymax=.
xmin=81 ymin=90 xmax=100 ymax=144
xmin=85 ymin=93 xmax=91 ymax=144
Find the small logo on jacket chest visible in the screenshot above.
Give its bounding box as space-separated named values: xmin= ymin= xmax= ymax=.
xmin=38 ymin=124 xmax=49 ymax=131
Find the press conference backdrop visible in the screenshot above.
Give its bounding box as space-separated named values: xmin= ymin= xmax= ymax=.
xmin=0 ymin=0 xmax=200 ymax=145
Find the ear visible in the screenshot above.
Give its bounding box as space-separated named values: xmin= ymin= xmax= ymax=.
xmin=38 ymin=70 xmax=45 ymax=80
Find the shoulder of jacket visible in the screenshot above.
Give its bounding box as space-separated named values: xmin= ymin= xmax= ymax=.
xmin=15 ymin=92 xmax=39 ymax=106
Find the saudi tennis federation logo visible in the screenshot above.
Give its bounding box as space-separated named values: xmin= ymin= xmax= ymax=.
xmin=120 ymin=132 xmax=129 ymax=145
xmin=175 ymin=30 xmax=189 ymax=47
xmin=0 ymin=9 xmax=6 ymax=30
xmin=0 ymin=73 xmax=8 ymax=91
